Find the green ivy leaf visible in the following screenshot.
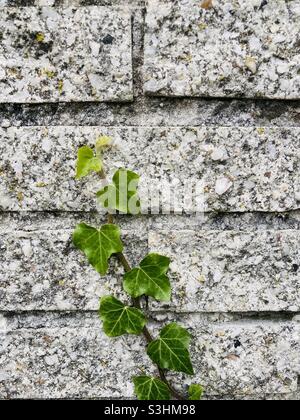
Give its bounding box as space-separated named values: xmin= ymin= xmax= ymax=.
xmin=75 ymin=146 xmax=102 ymax=179
xmin=188 ymin=384 xmax=204 ymax=400
xmin=97 ymin=168 xmax=141 ymax=215
xmin=73 ymin=223 xmax=123 ymax=276
xmin=123 ymin=253 xmax=171 ymax=301
xmin=133 ymin=376 xmax=171 ymax=400
xmin=99 ymin=296 xmax=146 ymax=337
xmin=147 ymin=323 xmax=194 ymax=375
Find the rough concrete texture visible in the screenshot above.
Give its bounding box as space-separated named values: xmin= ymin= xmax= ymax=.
xmin=0 ymin=0 xmax=300 ymax=401
xmin=0 ymin=313 xmax=299 ymax=399
xmin=144 ymin=0 xmax=300 ymax=99
xmin=0 ymin=126 xmax=300 ymax=212
xmin=149 ymin=230 xmax=300 ymax=313
xmin=2 ymin=222 xmax=300 ymax=313
xmin=0 ymin=6 xmax=133 ymax=102
xmin=0 ymin=227 xmax=148 ymax=311
xmin=1 ymin=97 xmax=300 ymax=128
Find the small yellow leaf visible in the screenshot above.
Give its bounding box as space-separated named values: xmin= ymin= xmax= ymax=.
xmin=17 ymin=191 xmax=24 ymax=203
xmin=44 ymin=70 xmax=56 ymax=79
xmin=35 ymin=182 xmax=47 ymax=188
xmin=257 ymin=127 xmax=265 ymax=135
xmin=199 ymin=23 xmax=208 ymax=30
xmin=58 ymin=80 xmax=64 ymax=94
xmin=36 ymin=32 xmax=45 ymax=42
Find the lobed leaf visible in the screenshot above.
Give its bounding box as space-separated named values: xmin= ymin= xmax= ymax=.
xmin=123 ymin=253 xmax=171 ymax=301
xmin=188 ymin=384 xmax=204 ymax=400
xmin=76 ymin=146 xmax=102 ymax=179
xmin=97 ymin=168 xmax=141 ymax=215
xmin=99 ymin=296 xmax=146 ymax=337
xmin=73 ymin=223 xmax=123 ymax=276
xmin=147 ymin=323 xmax=194 ymax=375
xmin=133 ymin=376 xmax=171 ymax=400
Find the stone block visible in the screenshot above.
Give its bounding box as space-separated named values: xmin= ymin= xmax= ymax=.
xmin=0 ymin=126 xmax=299 ymax=212
xmin=0 ymin=314 xmax=298 ymax=398
xmin=0 ymin=7 xmax=133 ymax=102
xmin=144 ymin=0 xmax=300 ymax=99
xmin=149 ymin=230 xmax=300 ymax=312
xmin=0 ymin=225 xmax=147 ymax=311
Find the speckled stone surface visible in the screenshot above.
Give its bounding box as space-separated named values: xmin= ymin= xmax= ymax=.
xmin=144 ymin=0 xmax=300 ymax=99
xmin=0 ymin=6 xmax=133 ymax=102
xmin=148 ymin=230 xmax=300 ymax=313
xmin=2 ymin=221 xmax=300 ymax=313
xmin=0 ymin=0 xmax=300 ymax=401
xmin=1 ymin=126 xmax=299 ymax=212
xmin=0 ymin=227 xmax=147 ymax=311
xmin=0 ymin=314 xmax=299 ymax=398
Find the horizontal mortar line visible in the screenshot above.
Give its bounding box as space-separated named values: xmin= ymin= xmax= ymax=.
xmin=1 ymin=210 xmax=300 ymax=216
xmin=1 ymin=124 xmax=300 ymax=128
xmin=1 ymin=125 xmax=299 ymax=128
xmin=143 ymin=92 xmax=300 ymax=103
xmin=0 ymin=1 xmax=146 ymax=4
xmin=2 ymin=229 xmax=300 ymax=235
xmin=0 ymin=124 xmax=300 ymax=127
xmin=1 ymin=397 xmax=136 ymax=401
xmin=165 ymin=312 xmax=298 ymax=321
xmin=1 ymin=119 xmax=300 ymax=126
xmin=1 ymin=99 xmax=300 ymax=108
xmin=1 ymin=310 xmax=299 ymax=320
xmin=1 ymin=98 xmax=299 ymax=106
xmin=5 ymin=96 xmax=296 ymax=105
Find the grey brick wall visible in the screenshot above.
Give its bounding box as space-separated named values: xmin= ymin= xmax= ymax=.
xmin=0 ymin=0 xmax=300 ymax=400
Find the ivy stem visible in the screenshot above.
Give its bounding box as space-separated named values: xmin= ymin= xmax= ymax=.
xmin=98 ymin=169 xmax=186 ymax=401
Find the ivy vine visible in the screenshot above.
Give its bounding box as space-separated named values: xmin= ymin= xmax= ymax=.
xmin=73 ymin=136 xmax=204 ymax=401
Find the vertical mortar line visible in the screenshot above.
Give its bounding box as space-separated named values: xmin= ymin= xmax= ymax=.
xmin=130 ymin=1 xmax=147 ymax=100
